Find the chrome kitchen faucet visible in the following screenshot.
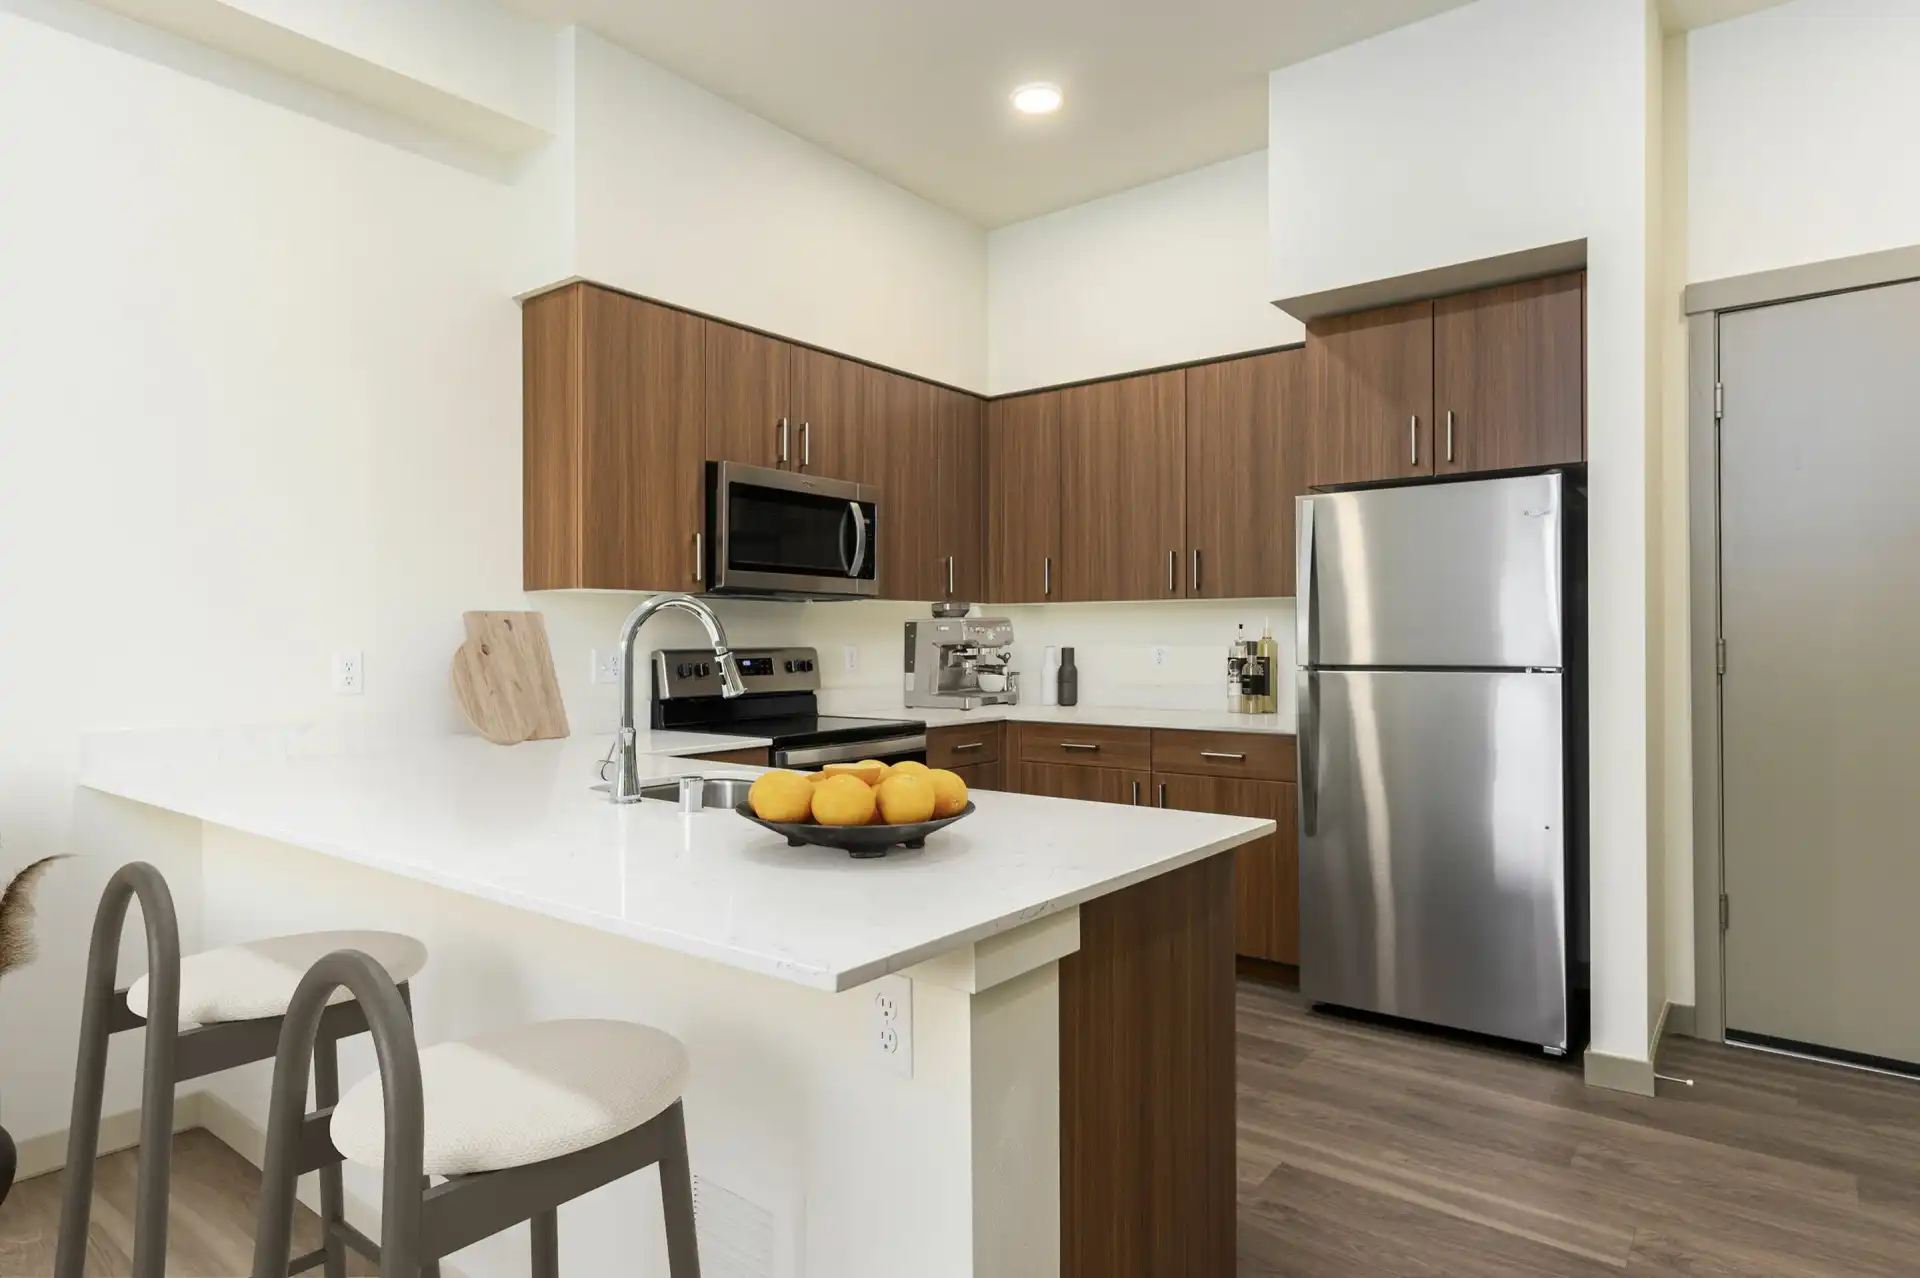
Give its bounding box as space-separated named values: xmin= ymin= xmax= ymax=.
xmin=610 ymin=593 xmax=744 ymax=803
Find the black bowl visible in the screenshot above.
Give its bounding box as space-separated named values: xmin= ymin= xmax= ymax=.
xmin=733 ymin=802 xmax=976 ymax=858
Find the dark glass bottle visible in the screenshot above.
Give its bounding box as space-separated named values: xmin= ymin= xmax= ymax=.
xmin=1057 ymin=646 xmax=1079 ymax=707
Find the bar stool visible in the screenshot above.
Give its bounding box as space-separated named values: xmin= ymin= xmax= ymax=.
xmin=251 ymin=949 xmax=701 ymax=1278
xmin=56 ymin=862 xmax=428 ymax=1278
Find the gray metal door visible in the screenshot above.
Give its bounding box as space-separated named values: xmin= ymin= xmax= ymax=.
xmin=1299 ymin=668 xmax=1568 ymax=1049
xmin=1720 ymin=278 xmax=1920 ymax=1066
xmin=1297 ymin=474 xmax=1564 ymax=670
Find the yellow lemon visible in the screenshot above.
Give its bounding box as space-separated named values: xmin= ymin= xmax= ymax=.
xmin=887 ymin=760 xmax=931 ymax=777
xmin=822 ymin=760 xmax=888 ymax=788
xmin=927 ymin=769 xmax=969 ymax=819
xmin=748 ymin=770 xmax=814 ymax=823
xmin=876 ymin=773 xmax=937 ymax=825
xmin=811 ymin=774 xmax=878 ymax=826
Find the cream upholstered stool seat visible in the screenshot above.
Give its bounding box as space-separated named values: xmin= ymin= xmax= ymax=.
xmin=331 ymin=1019 xmax=689 ymax=1174
xmin=126 ymin=931 xmax=427 ymax=1026
xmin=253 ymin=959 xmax=702 ymax=1278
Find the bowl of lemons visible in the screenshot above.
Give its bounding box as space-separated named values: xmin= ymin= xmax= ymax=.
xmin=738 ymin=760 xmax=974 ymax=858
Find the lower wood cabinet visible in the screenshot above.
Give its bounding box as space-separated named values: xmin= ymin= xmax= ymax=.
xmin=1015 ymin=761 xmax=1151 ymax=807
xmin=949 ymin=758 xmax=1003 ymax=791
xmin=1156 ymin=774 xmax=1299 ymax=965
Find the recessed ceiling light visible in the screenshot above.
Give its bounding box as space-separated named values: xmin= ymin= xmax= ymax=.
xmin=1010 ymin=82 xmax=1063 ymax=115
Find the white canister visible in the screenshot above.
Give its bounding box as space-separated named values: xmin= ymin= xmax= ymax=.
xmin=1041 ymin=646 xmax=1060 ymax=707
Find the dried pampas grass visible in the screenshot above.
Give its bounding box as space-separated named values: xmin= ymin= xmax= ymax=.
xmin=0 ymin=855 xmax=67 ymax=979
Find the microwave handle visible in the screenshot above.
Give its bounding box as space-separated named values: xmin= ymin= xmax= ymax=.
xmin=847 ymin=502 xmax=869 ymax=578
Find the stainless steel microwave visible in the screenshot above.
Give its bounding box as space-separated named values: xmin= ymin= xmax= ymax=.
xmin=705 ymin=462 xmax=880 ymax=599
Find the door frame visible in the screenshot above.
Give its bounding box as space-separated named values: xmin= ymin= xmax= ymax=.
xmin=1684 ymin=246 xmax=1920 ymax=1043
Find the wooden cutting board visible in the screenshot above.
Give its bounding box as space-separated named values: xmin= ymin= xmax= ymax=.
xmin=450 ymin=611 xmax=569 ymax=745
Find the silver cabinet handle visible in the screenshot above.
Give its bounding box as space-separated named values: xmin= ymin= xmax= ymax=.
xmin=801 ymin=420 xmax=811 ymax=468
xmin=1445 ymin=410 xmax=1455 ymax=463
xmin=1199 ymin=750 xmax=1246 ymax=761
xmin=778 ymin=416 xmax=790 ymax=464
xmin=692 ymin=532 xmax=703 ymax=583
xmin=1060 ymin=742 xmax=1100 ymax=752
xmin=1167 ymin=549 xmax=1176 ymax=593
xmin=1157 ymin=782 xmax=1167 ymax=808
xmin=1409 ymin=415 xmax=1419 ymax=467
xmin=1043 ymin=555 xmax=1052 ymax=597
xmin=947 ymin=555 xmax=955 ymax=597
xmin=1192 ymin=548 xmax=1201 ymax=594
xmin=952 ymin=741 xmax=985 ymax=752
xmin=1131 ymin=779 xmax=1141 ymax=805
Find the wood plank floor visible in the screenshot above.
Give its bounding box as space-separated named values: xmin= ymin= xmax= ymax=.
xmin=1237 ymin=980 xmax=1920 ymax=1276
xmin=0 ymin=1129 xmax=373 ymax=1277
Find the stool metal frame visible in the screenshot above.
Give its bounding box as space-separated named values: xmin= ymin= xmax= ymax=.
xmin=251 ymin=950 xmax=701 ymax=1278
xmin=56 ymin=862 xmax=407 ymax=1278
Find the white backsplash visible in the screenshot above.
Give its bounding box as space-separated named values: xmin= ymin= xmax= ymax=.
xmin=537 ymin=593 xmax=1296 ymax=733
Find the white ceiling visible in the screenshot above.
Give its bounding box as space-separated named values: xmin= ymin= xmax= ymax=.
xmin=503 ymin=0 xmax=1794 ymax=228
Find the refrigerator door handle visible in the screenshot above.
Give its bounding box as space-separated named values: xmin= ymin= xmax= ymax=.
xmin=1297 ymin=669 xmax=1318 ymax=837
xmin=1296 ymin=496 xmax=1316 ymax=669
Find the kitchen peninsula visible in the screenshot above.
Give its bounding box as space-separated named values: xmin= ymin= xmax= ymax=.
xmin=78 ymin=726 xmax=1269 ymax=1278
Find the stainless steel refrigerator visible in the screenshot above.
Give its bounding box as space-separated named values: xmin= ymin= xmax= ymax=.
xmin=1296 ymin=471 xmax=1585 ymax=1053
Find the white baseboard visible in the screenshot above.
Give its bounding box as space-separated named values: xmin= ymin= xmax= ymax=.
xmin=14 ymin=1092 xmax=211 ymax=1182
xmin=1583 ymin=1047 xmax=1656 ymax=1096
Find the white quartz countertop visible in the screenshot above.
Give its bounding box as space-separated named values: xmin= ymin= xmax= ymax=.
xmin=819 ymin=696 xmax=1294 ymax=736
xmin=79 ymin=728 xmax=1269 ymax=992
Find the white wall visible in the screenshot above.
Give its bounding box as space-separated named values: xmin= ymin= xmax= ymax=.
xmin=1689 ymin=0 xmax=1920 ymax=283
xmin=986 ymin=151 xmax=1301 ymax=394
xmin=567 ymin=28 xmax=987 ymax=392
xmin=1268 ymin=0 xmax=1659 ymax=1064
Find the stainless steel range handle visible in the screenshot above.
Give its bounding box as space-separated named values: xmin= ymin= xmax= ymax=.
xmin=848 ymin=502 xmax=868 ymax=578
xmin=1060 ymin=742 xmax=1100 ymax=752
xmin=1043 ymin=555 xmax=1052 ymax=597
xmin=779 ymin=416 xmax=790 ymax=465
xmin=1445 ymin=410 xmax=1455 ymax=464
xmin=1298 ymin=669 xmax=1318 ymax=837
xmin=778 ymin=733 xmax=928 ymax=768
xmin=692 ymin=532 xmax=703 ymax=584
xmin=1409 ymin=415 xmax=1419 ymax=467
xmin=1199 ymin=751 xmax=1246 ymax=762
xmin=801 ymin=420 xmax=811 ymax=468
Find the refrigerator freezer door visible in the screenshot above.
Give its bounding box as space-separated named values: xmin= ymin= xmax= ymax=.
xmin=1299 ymin=668 xmax=1568 ymax=1049
xmin=1298 ymin=473 xmax=1563 ymax=669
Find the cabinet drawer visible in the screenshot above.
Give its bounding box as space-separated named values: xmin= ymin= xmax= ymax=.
xmin=1018 ymin=723 xmax=1152 ymax=770
xmin=928 ymin=723 xmax=1001 ymax=770
xmin=1151 ymin=730 xmax=1295 ymax=782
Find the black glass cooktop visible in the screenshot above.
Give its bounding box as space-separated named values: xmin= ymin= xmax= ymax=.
xmin=739 ymin=714 xmax=925 ymax=749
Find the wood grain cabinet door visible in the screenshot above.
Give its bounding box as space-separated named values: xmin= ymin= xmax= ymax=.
xmin=1433 ymin=272 xmax=1585 ymax=475
xmin=1184 ymin=349 xmax=1305 ymax=598
xmin=1060 ymin=371 xmax=1187 ymax=601
xmin=871 ymin=368 xmax=943 ymax=600
xmin=1306 ymin=300 xmax=1435 ymax=488
xmin=1015 ymin=762 xmax=1153 ymax=807
xmin=935 ymin=388 xmax=985 ymax=602
xmin=523 ymin=284 xmax=706 ymax=592
xmin=789 ymin=344 xmax=875 ymax=485
xmin=984 ymin=391 xmax=1062 ymax=603
xmin=1156 ymin=773 xmax=1299 ymax=964
xmin=705 ymin=322 xmax=791 ymax=469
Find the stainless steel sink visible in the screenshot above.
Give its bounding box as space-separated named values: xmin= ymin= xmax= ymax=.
xmin=588 ymin=773 xmax=758 ymax=808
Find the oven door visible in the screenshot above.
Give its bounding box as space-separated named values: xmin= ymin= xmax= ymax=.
xmin=708 ymin=462 xmax=880 ymax=599
xmin=774 ymin=734 xmax=928 ymax=769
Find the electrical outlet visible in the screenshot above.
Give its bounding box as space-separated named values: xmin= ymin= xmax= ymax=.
xmin=331 ymin=650 xmax=364 ymax=695
xmin=843 ymin=645 xmax=859 ymax=673
xmin=869 ymin=974 xmax=912 ymax=1077
xmin=1152 ymin=646 xmax=1169 ymax=667
xmin=591 ymin=648 xmax=624 ymax=685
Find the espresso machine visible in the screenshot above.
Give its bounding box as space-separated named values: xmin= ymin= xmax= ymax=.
xmin=904 ymin=605 xmax=1018 ymax=710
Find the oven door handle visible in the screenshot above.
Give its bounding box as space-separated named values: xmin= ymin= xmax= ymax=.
xmin=776 ymin=733 xmax=926 ymax=769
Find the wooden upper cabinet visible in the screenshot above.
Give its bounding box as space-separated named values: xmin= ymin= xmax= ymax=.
xmin=1060 ymin=371 xmax=1187 ymax=601
xmin=872 ymin=368 xmax=941 ymax=600
xmin=1306 ymin=300 xmax=1435 ymax=488
xmin=790 ymin=344 xmax=875 ymax=485
xmin=984 ymin=391 xmax=1062 ymax=604
xmin=936 ymin=389 xmax=985 ymax=602
xmin=1184 ymin=349 xmax=1305 ymax=599
xmin=705 ymin=322 xmax=790 ymax=469
xmin=1433 ymin=272 xmax=1585 ymax=475
xmin=522 ymin=284 xmax=706 ymax=592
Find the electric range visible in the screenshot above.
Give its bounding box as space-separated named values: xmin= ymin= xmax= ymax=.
xmin=651 ymin=646 xmax=926 ymax=768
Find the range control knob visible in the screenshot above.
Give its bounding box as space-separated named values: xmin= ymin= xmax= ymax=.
xmin=700 ymin=663 xmax=711 ymax=678
xmin=676 ymin=663 xmax=690 ymax=679
xmin=784 ymin=659 xmax=795 ymax=673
